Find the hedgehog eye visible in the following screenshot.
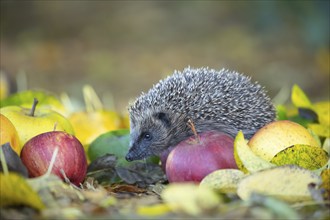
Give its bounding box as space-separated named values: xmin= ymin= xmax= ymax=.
xmin=143 ymin=132 xmax=152 ymax=141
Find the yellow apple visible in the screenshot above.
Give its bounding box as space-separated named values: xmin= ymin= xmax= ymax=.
xmin=120 ymin=113 xmax=130 ymax=129
xmin=248 ymin=120 xmax=320 ymax=161
xmin=69 ymin=110 xmax=122 ymax=148
xmin=0 ymin=99 xmax=74 ymax=147
xmin=0 ymin=114 xmax=21 ymax=155
xmin=68 ymin=84 xmax=123 ymax=150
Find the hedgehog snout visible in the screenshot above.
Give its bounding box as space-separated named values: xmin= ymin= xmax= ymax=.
xmin=126 ymin=141 xmax=143 ymax=161
xmin=125 ymin=143 xmax=136 ymax=161
xmin=125 ymin=152 xmax=134 ymax=162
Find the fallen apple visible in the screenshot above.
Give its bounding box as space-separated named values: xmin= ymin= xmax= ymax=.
xmin=0 ymin=114 xmax=21 ymax=155
xmin=0 ymin=98 xmax=74 ymax=146
xmin=20 ymin=131 xmax=87 ymax=185
xmin=248 ymin=120 xmax=320 ymax=161
xmin=165 ymin=131 xmax=238 ymax=183
xmin=0 ymin=90 xmax=68 ymax=116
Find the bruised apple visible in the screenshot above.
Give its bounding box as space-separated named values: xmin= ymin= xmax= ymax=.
xmin=165 ymin=131 xmax=238 ymax=183
xmin=20 ymin=131 xmax=87 ymax=185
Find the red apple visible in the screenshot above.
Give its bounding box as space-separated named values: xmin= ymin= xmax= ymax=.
xmin=165 ymin=131 xmax=238 ymax=183
xmin=20 ymin=131 xmax=87 ymax=185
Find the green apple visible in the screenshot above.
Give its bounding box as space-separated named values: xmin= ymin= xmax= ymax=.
xmin=0 ymin=98 xmax=74 ymax=147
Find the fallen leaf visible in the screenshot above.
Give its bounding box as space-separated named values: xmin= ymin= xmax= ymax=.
xmin=249 ymin=193 xmax=300 ymax=219
xmin=270 ymin=144 xmax=329 ymax=170
xmin=276 ymin=105 xmax=288 ymax=120
xmin=0 ymin=172 xmax=45 ymax=210
xmin=320 ymin=169 xmax=330 ymax=200
xmin=161 ymin=183 xmax=221 ymax=216
xmin=313 ymin=159 xmax=330 ymax=175
xmin=308 ymin=123 xmax=330 ymax=137
xmin=81 ymin=184 xmax=110 ymax=204
xmin=298 ymin=108 xmax=318 ymax=123
xmin=115 ymin=162 xmax=165 ymax=188
xmin=313 ymin=101 xmax=330 ymax=126
xmin=109 ymin=184 xmax=146 ymax=194
xmin=237 ymin=165 xmax=321 ymax=203
xmin=137 ymin=203 xmax=171 ymax=216
xmin=99 ymin=196 xmax=117 ymax=208
xmin=234 ymin=131 xmax=275 ymax=173
xmin=0 ymin=143 xmax=28 ymax=177
xmin=87 ymin=154 xmax=118 ymax=173
xmin=322 ymin=138 xmax=330 ymax=154
xmin=291 ymin=84 xmax=312 ymax=109
xmin=200 ymin=169 xmax=245 ymax=193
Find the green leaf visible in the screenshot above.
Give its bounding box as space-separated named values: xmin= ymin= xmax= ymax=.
xmin=291 ymin=84 xmax=312 ymax=109
xmin=270 ymin=144 xmax=329 ymax=170
xmin=0 ymin=173 xmax=45 ymax=210
xmin=276 ymin=105 xmax=288 ymax=120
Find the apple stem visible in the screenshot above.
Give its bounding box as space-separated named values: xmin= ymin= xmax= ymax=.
xmin=29 ymin=98 xmax=39 ymax=117
xmin=187 ymin=119 xmax=200 ymax=144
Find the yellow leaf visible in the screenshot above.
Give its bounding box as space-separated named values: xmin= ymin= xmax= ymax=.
xmin=320 ymin=169 xmax=330 ymax=200
xmin=137 ymin=204 xmax=171 ymax=216
xmin=291 ymin=84 xmax=312 ymax=109
xmin=161 ymin=183 xmax=221 ymax=216
xmin=200 ymin=169 xmax=245 ymax=193
xmin=0 ymin=173 xmax=45 ymax=210
xmin=270 ymin=144 xmax=329 ymax=170
xmin=234 ymin=131 xmax=275 ymax=173
xmin=313 ymin=159 xmax=330 ymax=176
xmin=321 ymin=169 xmax=330 ymax=190
xmin=237 ymin=165 xmax=321 ymax=203
xmin=308 ymin=123 xmax=330 ymax=138
xmin=322 ymin=138 xmax=330 ymax=154
xmin=313 ymin=101 xmax=330 ymax=126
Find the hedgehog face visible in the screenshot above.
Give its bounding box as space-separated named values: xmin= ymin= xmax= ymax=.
xmin=125 ymin=112 xmax=172 ymax=161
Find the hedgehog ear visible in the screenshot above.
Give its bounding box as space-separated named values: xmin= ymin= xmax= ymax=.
xmin=154 ymin=112 xmax=171 ymax=128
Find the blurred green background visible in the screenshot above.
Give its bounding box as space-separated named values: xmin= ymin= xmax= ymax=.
xmin=1 ymin=1 xmax=329 ymax=111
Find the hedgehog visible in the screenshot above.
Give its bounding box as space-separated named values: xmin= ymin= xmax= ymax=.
xmin=125 ymin=66 xmax=276 ymax=161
